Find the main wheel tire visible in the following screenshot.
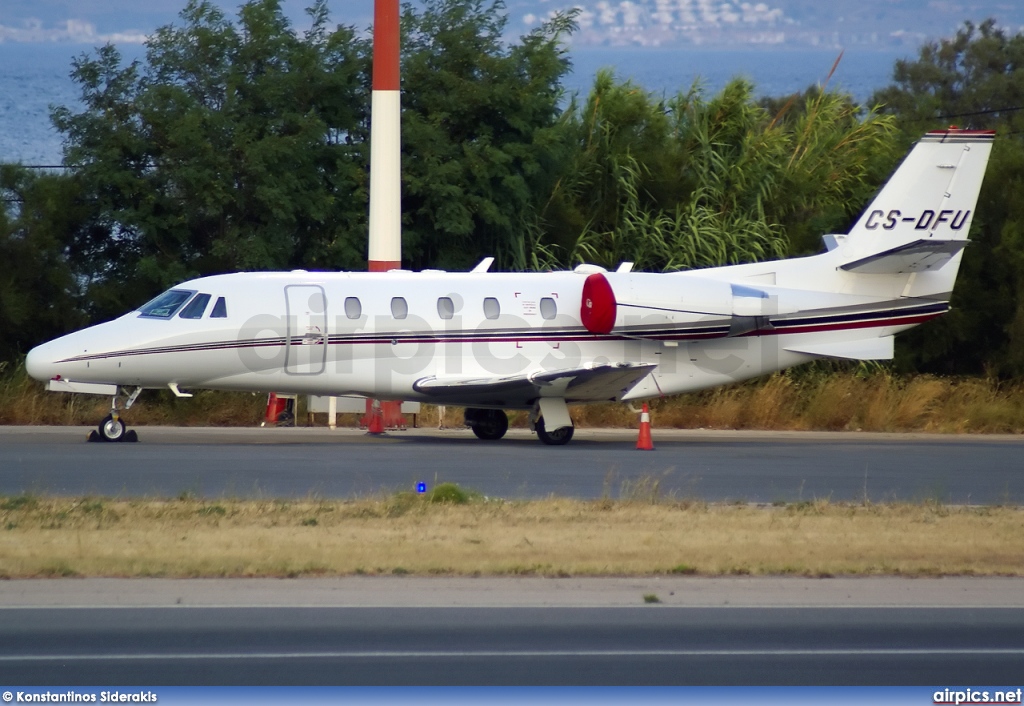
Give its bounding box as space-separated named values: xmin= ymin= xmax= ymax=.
xmin=98 ymin=414 xmax=126 ymax=442
xmin=535 ymin=416 xmax=574 ymax=445
xmin=469 ymin=409 xmax=508 ymax=441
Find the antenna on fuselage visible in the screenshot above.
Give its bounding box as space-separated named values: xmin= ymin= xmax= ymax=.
xmin=471 ymin=257 xmax=495 ymax=273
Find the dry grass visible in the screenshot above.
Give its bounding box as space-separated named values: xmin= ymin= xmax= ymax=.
xmin=4 ymin=359 xmax=1024 ymax=433
xmin=0 ymin=361 xmax=263 ymax=427
xmin=572 ymin=370 xmax=1024 ymax=434
xmin=0 ymin=493 xmax=1021 ymax=578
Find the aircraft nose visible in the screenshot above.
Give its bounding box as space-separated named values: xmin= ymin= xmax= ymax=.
xmin=25 ymin=342 xmax=59 ymax=382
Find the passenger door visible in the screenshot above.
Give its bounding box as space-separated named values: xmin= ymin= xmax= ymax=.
xmin=285 ymin=285 xmax=327 ymax=375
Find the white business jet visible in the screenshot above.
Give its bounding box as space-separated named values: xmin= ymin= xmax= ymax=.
xmin=26 ymin=129 xmax=993 ymax=444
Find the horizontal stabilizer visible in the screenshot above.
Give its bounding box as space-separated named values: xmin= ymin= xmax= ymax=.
xmin=840 ymin=239 xmax=967 ymax=274
xmin=414 ymin=362 xmax=656 ymax=407
xmin=785 ymin=336 xmax=894 ymax=361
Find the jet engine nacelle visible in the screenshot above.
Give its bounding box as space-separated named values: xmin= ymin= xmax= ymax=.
xmin=585 ymin=271 xmax=812 ymax=339
xmin=579 ymin=270 xmax=731 ymax=335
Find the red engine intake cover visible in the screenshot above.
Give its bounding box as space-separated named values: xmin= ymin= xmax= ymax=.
xmin=580 ymin=272 xmax=617 ymax=335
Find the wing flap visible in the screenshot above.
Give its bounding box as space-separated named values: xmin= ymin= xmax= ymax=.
xmin=413 ymin=362 xmax=657 ymax=407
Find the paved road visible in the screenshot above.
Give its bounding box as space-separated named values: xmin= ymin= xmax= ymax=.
xmin=1 ymin=426 xmax=1021 ymax=503
xmin=2 ymin=604 xmax=1022 ymax=685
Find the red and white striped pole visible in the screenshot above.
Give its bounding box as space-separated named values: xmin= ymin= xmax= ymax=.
xmin=366 ymin=0 xmax=405 ymax=430
xmin=368 ymin=0 xmax=402 ymax=273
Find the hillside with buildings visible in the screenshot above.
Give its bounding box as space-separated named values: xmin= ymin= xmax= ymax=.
xmin=510 ymin=0 xmax=1024 ymax=47
xmin=1 ymin=0 xmax=1022 ymax=47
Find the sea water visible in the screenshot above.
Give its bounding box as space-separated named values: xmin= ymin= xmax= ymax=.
xmin=565 ymin=46 xmax=911 ymax=101
xmin=0 ymin=42 xmax=913 ymax=165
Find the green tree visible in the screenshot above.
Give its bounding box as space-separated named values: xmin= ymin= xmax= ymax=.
xmin=536 ymin=73 xmax=896 ymax=273
xmin=0 ymin=166 xmax=88 ymax=360
xmin=398 ymin=0 xmax=575 ymax=271
xmin=52 ymin=0 xmax=371 ymax=319
xmin=48 ymin=0 xmax=579 ymax=315
xmin=872 ymin=19 xmax=1024 ymax=136
xmin=872 ymin=20 xmax=1024 ymax=375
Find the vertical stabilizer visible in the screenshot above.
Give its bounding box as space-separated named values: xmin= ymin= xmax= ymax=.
xmin=837 ymin=129 xmax=994 ymax=293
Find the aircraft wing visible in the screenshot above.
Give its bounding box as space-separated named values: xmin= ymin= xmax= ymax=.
xmin=412 ymin=362 xmax=657 ymax=408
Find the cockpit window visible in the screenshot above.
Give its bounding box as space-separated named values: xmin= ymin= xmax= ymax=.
xmin=138 ymin=289 xmax=196 ymax=319
xmin=210 ymin=297 xmax=228 ymax=318
xmin=179 ymin=293 xmax=212 ymax=319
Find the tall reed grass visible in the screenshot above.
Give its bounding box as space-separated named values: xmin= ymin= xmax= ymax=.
xmin=2 ymin=359 xmax=1023 ymax=433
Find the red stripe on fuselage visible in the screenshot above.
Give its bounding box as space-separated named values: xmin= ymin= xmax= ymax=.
xmin=56 ymin=310 xmax=946 ymax=364
xmin=764 ymin=311 xmax=943 ymax=335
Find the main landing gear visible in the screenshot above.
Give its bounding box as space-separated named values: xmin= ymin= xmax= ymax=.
xmin=463 ymin=407 xmax=576 ymax=445
xmin=464 ymin=408 xmax=508 ymax=441
xmin=90 ymin=387 xmax=143 ymax=443
xmin=534 ymin=415 xmax=574 ymax=446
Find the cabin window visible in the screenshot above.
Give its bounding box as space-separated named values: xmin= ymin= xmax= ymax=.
xmin=437 ymin=297 xmax=454 ymax=320
xmin=178 ymin=293 xmax=212 ymax=319
xmin=210 ymin=297 xmax=228 ymax=318
xmin=483 ymin=297 xmax=500 ymax=320
xmin=540 ymin=297 xmax=557 ymax=320
xmin=344 ymin=297 xmax=362 ymax=319
xmin=138 ymin=289 xmax=196 ymax=319
xmin=391 ymin=297 xmax=408 ymax=319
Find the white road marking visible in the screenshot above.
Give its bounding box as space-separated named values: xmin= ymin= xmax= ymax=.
xmin=2 ymin=649 xmax=1022 ymax=661
xmin=2 ymin=604 xmax=1024 ymax=610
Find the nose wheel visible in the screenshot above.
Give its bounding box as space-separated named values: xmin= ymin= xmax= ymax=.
xmin=88 ymin=387 xmax=142 ymax=443
xmin=99 ymin=414 xmax=126 ymax=441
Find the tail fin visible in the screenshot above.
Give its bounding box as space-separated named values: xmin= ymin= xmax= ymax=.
xmin=837 ymin=129 xmax=994 ymax=294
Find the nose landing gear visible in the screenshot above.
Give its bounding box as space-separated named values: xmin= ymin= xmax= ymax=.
xmin=98 ymin=413 xmax=126 ymax=441
xmin=89 ymin=387 xmax=143 ymax=443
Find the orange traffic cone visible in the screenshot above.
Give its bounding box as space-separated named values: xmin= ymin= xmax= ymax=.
xmin=362 ymin=399 xmax=406 ymax=430
xmin=366 ymin=400 xmax=385 ymax=435
xmin=636 ymin=403 xmax=654 ymax=450
xmin=381 ymin=400 xmax=406 ymax=430
xmin=262 ymin=393 xmax=285 ymax=427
